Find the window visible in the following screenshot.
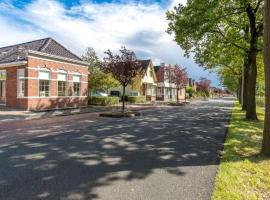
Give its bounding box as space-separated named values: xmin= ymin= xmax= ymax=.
xmin=17 ymin=69 xmax=25 ymax=97
xmin=149 ymin=69 xmax=153 ymax=78
xmin=147 ymin=84 xmax=152 ymax=95
xmin=58 ymin=73 xmax=67 ymax=96
xmin=73 ymin=75 xmax=81 ymax=96
xmin=157 ymin=87 xmax=162 ymax=95
xmin=39 ymin=71 xmax=50 ymax=97
xmin=0 ymin=70 xmax=6 ymax=80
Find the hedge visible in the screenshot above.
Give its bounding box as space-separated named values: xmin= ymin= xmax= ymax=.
xmin=88 ymin=96 xmax=119 ymax=106
xmin=128 ymin=96 xmax=146 ymax=103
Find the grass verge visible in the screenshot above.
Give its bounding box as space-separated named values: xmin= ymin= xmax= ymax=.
xmin=212 ymin=102 xmax=270 ymax=200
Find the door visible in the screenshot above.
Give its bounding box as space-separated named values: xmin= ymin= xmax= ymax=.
xmin=0 ymin=81 xmax=6 ymax=105
xmin=0 ymin=70 xmax=6 ymax=105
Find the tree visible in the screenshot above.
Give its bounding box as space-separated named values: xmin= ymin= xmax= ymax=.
xmin=167 ymin=0 xmax=264 ymax=120
xmin=102 ymin=47 xmax=143 ymax=112
xmin=196 ymin=78 xmax=212 ymax=98
xmin=82 ymin=47 xmax=119 ymax=95
xmin=261 ymin=0 xmax=270 ymax=155
xmin=186 ymin=86 xmax=195 ymax=98
xmin=171 ymin=65 xmax=188 ymax=103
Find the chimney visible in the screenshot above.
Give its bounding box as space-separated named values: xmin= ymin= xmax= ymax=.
xmin=17 ymin=46 xmax=26 ymax=60
xmin=160 ymin=63 xmax=165 ymax=67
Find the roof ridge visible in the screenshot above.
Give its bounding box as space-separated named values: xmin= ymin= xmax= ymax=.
xmin=0 ymin=37 xmax=51 ymax=50
xmin=39 ymin=38 xmax=52 ymax=51
xmin=47 ymin=39 xmax=82 ymax=61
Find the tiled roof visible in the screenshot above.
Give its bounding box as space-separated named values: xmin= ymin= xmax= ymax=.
xmin=0 ymin=38 xmax=82 ymax=64
xmin=139 ymin=59 xmax=151 ymax=70
xmin=154 ymin=66 xmax=160 ymax=72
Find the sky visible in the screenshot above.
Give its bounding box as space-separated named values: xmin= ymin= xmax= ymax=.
xmin=0 ymin=0 xmax=220 ymax=86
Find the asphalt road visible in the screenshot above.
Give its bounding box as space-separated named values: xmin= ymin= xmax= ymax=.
xmin=0 ymin=98 xmax=234 ymax=200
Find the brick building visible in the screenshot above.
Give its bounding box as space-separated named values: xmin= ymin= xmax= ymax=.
xmin=0 ymin=38 xmax=88 ymax=110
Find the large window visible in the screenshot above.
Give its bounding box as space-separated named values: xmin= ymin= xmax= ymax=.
xmin=17 ymin=69 xmax=25 ymax=97
xmin=73 ymin=75 xmax=81 ymax=96
xmin=39 ymin=71 xmax=50 ymax=97
xmin=0 ymin=70 xmax=6 ymax=80
xmin=58 ymin=73 xmax=67 ymax=96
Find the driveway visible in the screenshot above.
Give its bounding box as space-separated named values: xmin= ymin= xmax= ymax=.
xmin=0 ymin=98 xmax=233 ymax=200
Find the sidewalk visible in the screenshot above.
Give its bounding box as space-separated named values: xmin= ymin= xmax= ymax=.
xmin=0 ymin=104 xmax=161 ymax=123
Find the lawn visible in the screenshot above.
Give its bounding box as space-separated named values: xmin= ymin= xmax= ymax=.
xmin=212 ymin=102 xmax=270 ymax=200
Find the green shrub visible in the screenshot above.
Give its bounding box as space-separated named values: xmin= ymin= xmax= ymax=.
xmin=128 ymin=96 xmax=146 ymax=103
xmin=88 ymin=96 xmax=119 ymax=106
xmin=256 ymin=97 xmax=265 ymax=107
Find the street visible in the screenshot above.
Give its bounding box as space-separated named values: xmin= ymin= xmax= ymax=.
xmin=0 ymin=98 xmax=233 ymax=200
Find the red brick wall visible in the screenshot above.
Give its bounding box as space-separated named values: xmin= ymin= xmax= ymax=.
xmin=5 ymin=65 xmax=28 ymax=109
xmin=3 ymin=56 xmax=88 ymax=110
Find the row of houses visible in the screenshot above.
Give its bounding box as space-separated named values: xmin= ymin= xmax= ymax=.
xmin=109 ymin=61 xmax=191 ymax=102
xmin=0 ymin=38 xmax=196 ymax=111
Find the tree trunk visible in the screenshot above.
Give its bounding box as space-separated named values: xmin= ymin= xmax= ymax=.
xmin=184 ymin=86 xmax=187 ymax=103
xmin=245 ymin=6 xmax=258 ymax=120
xmin=122 ymin=85 xmax=126 ymax=113
xmin=261 ymin=0 xmax=270 ymax=155
xmin=245 ymin=49 xmax=258 ymax=120
xmin=177 ymin=87 xmax=179 ymax=104
xmin=242 ymin=60 xmax=249 ymax=110
xmin=238 ymin=77 xmax=242 ymax=104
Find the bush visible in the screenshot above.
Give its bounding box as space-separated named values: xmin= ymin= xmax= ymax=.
xmin=128 ymin=96 xmax=146 ymax=103
xmin=256 ymin=97 xmax=265 ymax=107
xmin=88 ymin=96 xmax=119 ymax=106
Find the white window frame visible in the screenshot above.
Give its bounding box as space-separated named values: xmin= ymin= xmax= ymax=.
xmin=38 ymin=69 xmax=51 ymax=97
xmin=72 ymin=74 xmax=81 ymax=96
xmin=17 ymin=69 xmax=25 ymax=98
xmin=57 ymin=72 xmax=68 ymax=97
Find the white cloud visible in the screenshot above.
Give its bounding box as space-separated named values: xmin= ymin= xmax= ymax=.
xmin=0 ymin=0 xmax=219 ymax=86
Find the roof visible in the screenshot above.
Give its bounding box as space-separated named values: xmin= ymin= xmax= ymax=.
xmin=154 ymin=66 xmax=160 ymax=72
xmin=0 ymin=37 xmax=82 ymax=64
xmin=139 ymin=59 xmax=151 ymax=70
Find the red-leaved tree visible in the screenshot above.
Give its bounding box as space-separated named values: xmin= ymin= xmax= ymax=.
xmin=102 ymin=47 xmax=143 ymax=112
xmin=196 ymin=77 xmax=212 ymax=98
xmin=172 ymin=65 xmax=188 ymax=103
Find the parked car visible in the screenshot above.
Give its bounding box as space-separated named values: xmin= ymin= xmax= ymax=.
xmin=90 ymin=91 xmax=108 ymax=97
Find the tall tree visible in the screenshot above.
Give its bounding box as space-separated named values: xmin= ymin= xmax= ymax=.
xmin=167 ymin=0 xmax=264 ymax=120
xmin=102 ymin=47 xmax=143 ymax=112
xmin=196 ymin=77 xmax=212 ymax=98
xmin=82 ymin=47 xmax=119 ymax=95
xmin=261 ymin=0 xmax=270 ymax=155
xmin=171 ymin=65 xmax=188 ymax=104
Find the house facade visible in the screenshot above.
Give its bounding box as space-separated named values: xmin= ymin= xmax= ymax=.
xmin=0 ymin=38 xmax=88 ymax=110
xmin=154 ymin=63 xmax=186 ymax=101
xmin=109 ymin=59 xmax=157 ymax=101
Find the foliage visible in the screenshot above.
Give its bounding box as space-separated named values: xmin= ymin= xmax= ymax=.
xmin=167 ymin=0 xmax=264 ymax=119
xmin=82 ymin=47 xmax=119 ymax=93
xmin=262 ymin=0 xmax=270 ymax=155
xmin=102 ymin=47 xmax=144 ymax=112
xmin=130 ymin=74 xmax=143 ymax=91
xmin=256 ymin=96 xmax=265 ymax=107
xmin=186 ymin=86 xmax=195 ymax=98
xmin=196 ymin=77 xmax=211 ymax=96
xmin=171 ymin=65 xmax=188 ymax=87
xmin=212 ymin=102 xmax=270 ymax=200
xmin=127 ymin=96 xmax=146 ymax=103
xmin=88 ymin=96 xmax=119 ymax=106
xmin=102 ymin=47 xmax=143 ymax=88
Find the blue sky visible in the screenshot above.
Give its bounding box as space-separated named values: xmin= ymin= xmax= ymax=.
xmin=0 ymin=0 xmax=220 ymax=86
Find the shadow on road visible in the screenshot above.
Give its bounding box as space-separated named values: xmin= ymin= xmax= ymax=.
xmin=0 ymin=98 xmax=233 ymax=199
